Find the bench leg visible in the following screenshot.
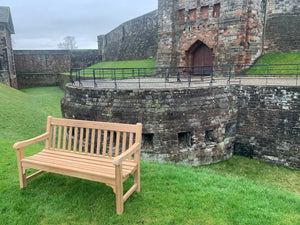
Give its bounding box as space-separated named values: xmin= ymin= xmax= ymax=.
xmin=115 ymin=165 xmax=124 ymax=215
xmin=134 ymin=164 xmax=140 ymax=193
xmin=16 ymin=149 xmax=27 ymax=188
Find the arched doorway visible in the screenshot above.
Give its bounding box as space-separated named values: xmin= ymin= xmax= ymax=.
xmin=186 ymin=41 xmax=214 ymax=75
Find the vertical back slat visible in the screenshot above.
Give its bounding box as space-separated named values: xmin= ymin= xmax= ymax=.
xmin=129 ymin=132 xmax=134 ymax=147
xmin=79 ymin=127 xmax=84 ymax=153
xmin=102 ymin=130 xmax=108 ymax=156
xmin=108 ymin=131 xmax=114 ymax=157
xmin=73 ymin=127 xmax=78 ymax=152
xmin=85 ymin=128 xmax=90 ymax=153
xmin=90 ymin=129 xmax=95 ymax=154
xmin=96 ymin=129 xmax=101 ymax=155
xmin=57 ymin=126 xmax=62 ymax=150
xmin=52 ymin=125 xmax=57 ymax=149
xmin=115 ymin=131 xmax=120 ymax=156
xmin=68 ymin=127 xmax=73 ymax=151
xmin=62 ymin=126 xmax=67 ymax=150
xmin=122 ymin=132 xmax=127 ymax=153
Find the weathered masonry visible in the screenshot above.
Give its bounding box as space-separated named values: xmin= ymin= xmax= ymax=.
xmin=98 ymin=0 xmax=300 ymax=69
xmin=0 ymin=7 xmax=17 ymax=88
xmin=156 ymin=0 xmax=300 ymax=68
xmin=97 ymin=10 xmax=158 ymax=62
xmin=61 ymin=85 xmax=300 ymax=170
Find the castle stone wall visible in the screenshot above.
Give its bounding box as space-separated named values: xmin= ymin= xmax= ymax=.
xmin=14 ymin=50 xmax=71 ymax=73
xmin=264 ymin=0 xmax=300 ymax=53
xmin=156 ymin=0 xmax=265 ymax=68
xmin=70 ymin=49 xmax=101 ymax=68
xmin=61 ymin=84 xmax=300 ymax=170
xmin=14 ymin=49 xmax=101 ymax=74
xmin=61 ymin=85 xmax=237 ymax=166
xmin=235 ymin=86 xmax=300 ymax=169
xmin=98 ymin=10 xmax=158 ymax=62
xmin=0 ymin=25 xmax=17 ymax=88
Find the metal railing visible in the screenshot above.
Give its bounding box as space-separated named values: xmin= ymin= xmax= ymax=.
xmin=70 ymin=64 xmax=300 ymax=89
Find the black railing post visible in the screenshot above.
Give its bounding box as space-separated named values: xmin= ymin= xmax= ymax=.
xmin=227 ymin=65 xmax=232 ymax=84
xmin=210 ymin=66 xmax=214 ymax=85
xmin=138 ymin=68 xmax=141 ymax=89
xmin=297 ymin=64 xmax=299 ymax=86
xmin=177 ymin=68 xmax=181 ymax=82
xmin=188 ymin=70 xmax=192 ymax=88
xmin=114 ymin=69 xmax=117 ymax=89
xmin=77 ymin=69 xmax=82 ymax=86
xmin=70 ymin=69 xmax=74 ymax=85
xmin=93 ymin=69 xmax=97 ymax=87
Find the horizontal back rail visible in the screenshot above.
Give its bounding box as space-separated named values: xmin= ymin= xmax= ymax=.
xmin=51 ymin=117 xmax=140 ymax=133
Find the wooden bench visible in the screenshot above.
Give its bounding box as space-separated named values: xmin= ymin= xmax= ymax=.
xmin=13 ymin=116 xmax=142 ymax=215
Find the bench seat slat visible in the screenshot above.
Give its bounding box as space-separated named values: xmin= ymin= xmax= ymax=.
xmin=38 ymin=150 xmax=136 ymax=171
xmin=42 ymin=149 xmax=136 ymax=167
xmin=22 ymin=150 xmax=136 ymax=179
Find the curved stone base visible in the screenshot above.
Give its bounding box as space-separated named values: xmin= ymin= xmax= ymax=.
xmin=61 ymin=84 xmax=238 ymax=166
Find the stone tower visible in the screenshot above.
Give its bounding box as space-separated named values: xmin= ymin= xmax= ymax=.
xmin=156 ymin=0 xmax=266 ymax=69
xmin=0 ymin=6 xmax=17 ymax=88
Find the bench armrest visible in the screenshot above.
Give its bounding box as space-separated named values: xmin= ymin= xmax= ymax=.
xmin=113 ymin=143 xmax=141 ymax=166
xmin=13 ymin=132 xmax=50 ymax=150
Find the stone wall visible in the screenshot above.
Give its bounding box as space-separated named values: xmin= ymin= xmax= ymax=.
xmin=70 ymin=49 xmax=101 ymax=68
xmin=61 ymin=85 xmax=238 ymax=166
xmin=61 ymin=84 xmax=300 ymax=170
xmin=156 ymin=0 xmax=265 ymax=68
xmin=14 ymin=49 xmax=101 ymax=74
xmin=0 ymin=24 xmax=17 ymax=88
xmin=235 ymin=86 xmax=300 ymax=169
xmin=97 ymin=10 xmax=158 ymax=62
xmin=16 ymin=73 xmax=70 ymax=90
xmin=264 ymin=0 xmax=300 ymax=53
xmin=14 ymin=50 xmax=71 ymax=73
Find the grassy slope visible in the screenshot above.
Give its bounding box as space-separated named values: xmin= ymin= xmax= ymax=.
xmin=0 ymin=84 xmax=299 ymax=224
xmin=89 ymin=59 xmax=156 ymax=68
xmin=0 ymin=84 xmax=64 ymax=141
xmin=248 ymin=53 xmax=300 ymax=75
xmin=75 ymin=59 xmax=157 ymax=78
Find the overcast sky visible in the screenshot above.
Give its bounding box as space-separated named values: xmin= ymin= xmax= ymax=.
xmin=1 ymin=0 xmax=157 ymax=50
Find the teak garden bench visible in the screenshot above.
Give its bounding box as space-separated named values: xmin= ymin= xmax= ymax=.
xmin=13 ymin=116 xmax=142 ymax=215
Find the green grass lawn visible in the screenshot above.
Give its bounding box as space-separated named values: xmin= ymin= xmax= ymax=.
xmin=0 ymin=84 xmax=299 ymax=224
xmin=247 ymin=53 xmax=300 ymax=75
xmin=72 ymin=59 xmax=156 ymax=79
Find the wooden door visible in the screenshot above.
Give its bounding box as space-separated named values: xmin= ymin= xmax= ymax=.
xmin=192 ymin=44 xmax=214 ymax=67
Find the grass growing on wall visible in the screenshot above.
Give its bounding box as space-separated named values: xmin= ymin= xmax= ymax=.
xmin=247 ymin=53 xmax=300 ymax=75
xmin=0 ymin=84 xmax=299 ymax=224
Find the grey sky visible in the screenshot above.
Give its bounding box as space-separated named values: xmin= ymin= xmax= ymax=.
xmin=0 ymin=0 xmax=157 ymax=50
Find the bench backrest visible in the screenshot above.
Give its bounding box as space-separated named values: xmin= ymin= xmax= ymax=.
xmin=45 ymin=116 xmax=142 ymax=159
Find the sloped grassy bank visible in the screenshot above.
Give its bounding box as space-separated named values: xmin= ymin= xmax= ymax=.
xmin=0 ymin=84 xmax=299 ymax=224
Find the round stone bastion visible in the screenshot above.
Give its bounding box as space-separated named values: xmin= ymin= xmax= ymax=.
xmin=61 ymin=83 xmax=238 ymax=166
